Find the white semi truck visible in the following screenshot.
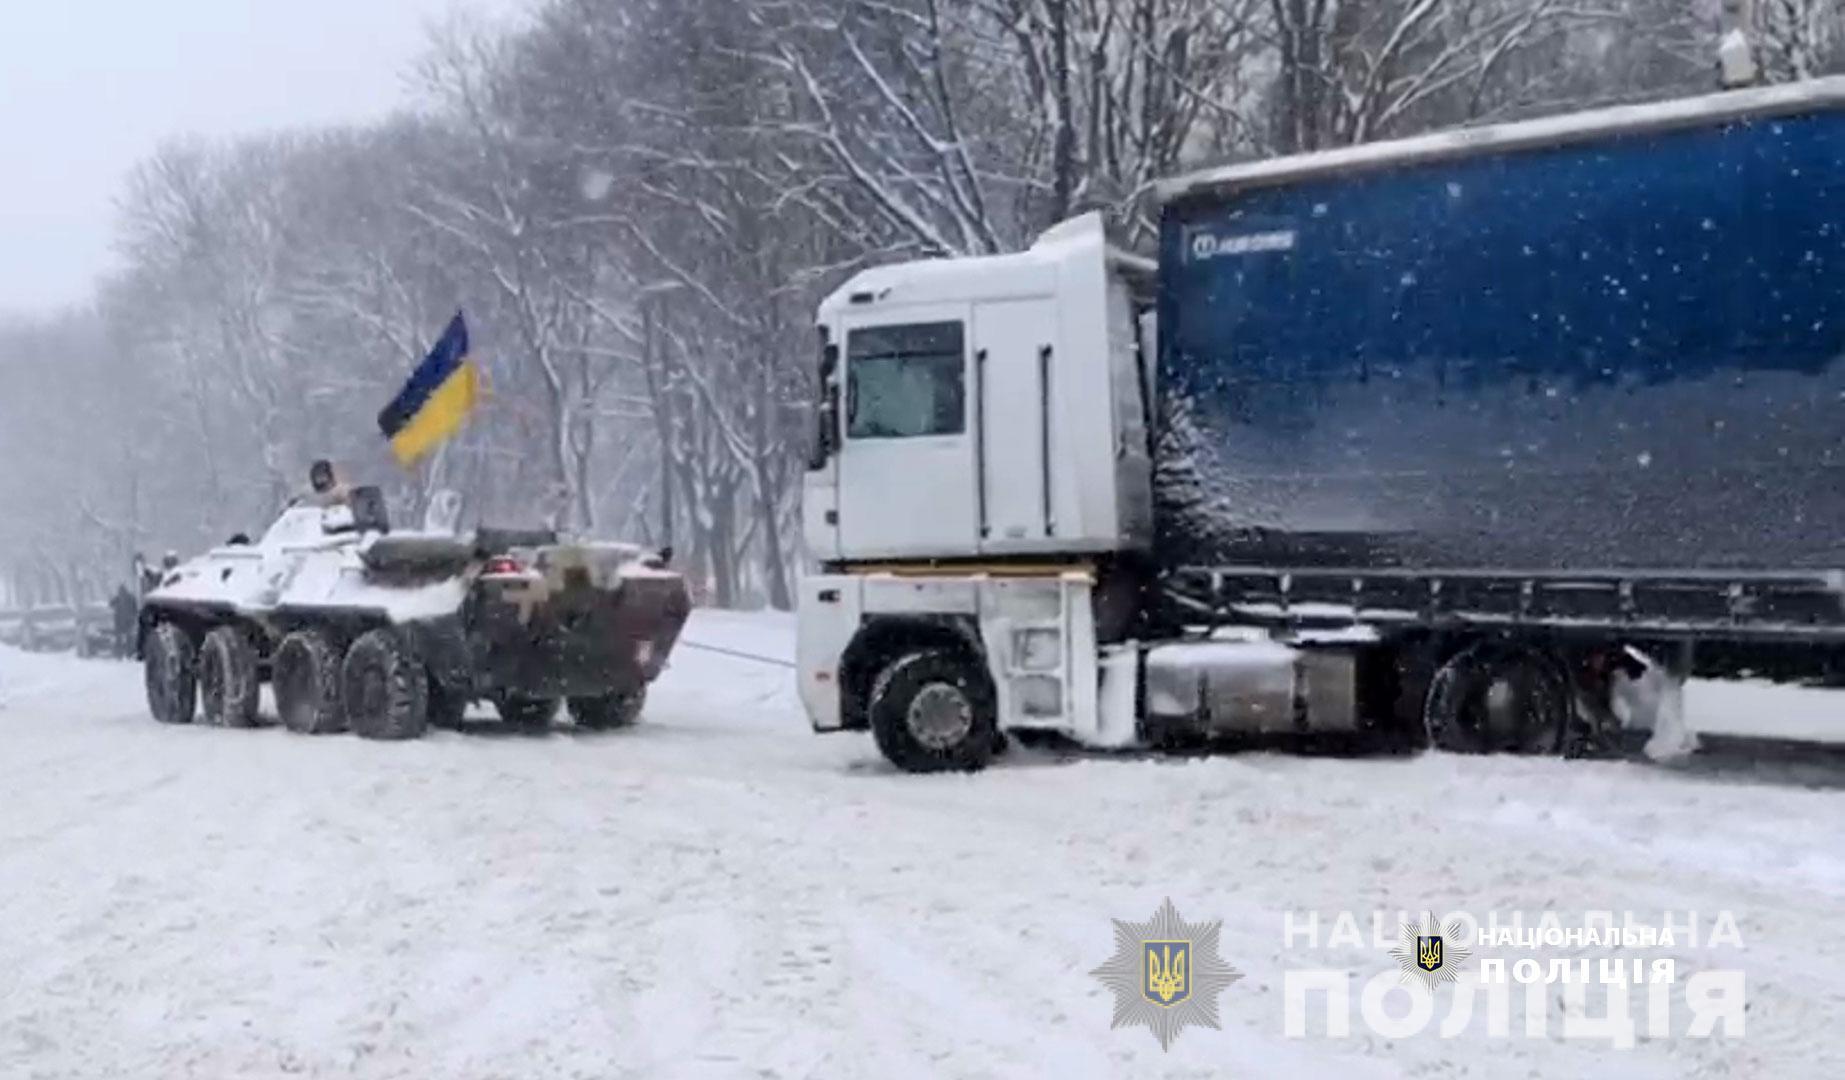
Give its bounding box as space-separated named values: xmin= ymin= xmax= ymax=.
xmin=797 ymin=78 xmax=1845 ymax=772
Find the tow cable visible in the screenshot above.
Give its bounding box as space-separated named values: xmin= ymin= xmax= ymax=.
xmin=675 ymin=640 xmax=797 ymax=669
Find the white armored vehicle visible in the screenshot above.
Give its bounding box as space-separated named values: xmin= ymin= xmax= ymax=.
xmin=137 ymin=486 xmax=690 ymax=739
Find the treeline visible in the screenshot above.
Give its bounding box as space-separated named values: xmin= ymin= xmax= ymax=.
xmin=1 ymin=0 xmax=1837 ymax=610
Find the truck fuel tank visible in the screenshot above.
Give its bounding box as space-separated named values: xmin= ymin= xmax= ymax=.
xmin=1143 ymin=637 xmax=1360 ymax=736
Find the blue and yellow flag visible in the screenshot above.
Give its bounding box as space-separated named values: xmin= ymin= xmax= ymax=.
xmin=378 ymin=312 xmax=481 ymax=467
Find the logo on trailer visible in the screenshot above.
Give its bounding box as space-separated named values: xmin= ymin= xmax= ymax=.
xmin=1188 ymin=228 xmax=1297 ymax=263
xmin=1091 ymin=897 xmax=1243 ymax=1050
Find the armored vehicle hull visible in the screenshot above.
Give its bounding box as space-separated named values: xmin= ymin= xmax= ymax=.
xmin=138 ymin=493 xmax=690 ymax=739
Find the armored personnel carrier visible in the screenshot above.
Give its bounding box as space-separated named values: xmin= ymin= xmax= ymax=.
xmin=137 ymin=486 xmax=690 ymax=739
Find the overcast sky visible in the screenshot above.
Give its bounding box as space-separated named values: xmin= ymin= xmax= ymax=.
xmin=0 ymin=0 xmax=525 ymax=315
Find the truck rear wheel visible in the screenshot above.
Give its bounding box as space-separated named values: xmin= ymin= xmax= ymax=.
xmin=143 ymin=622 xmax=197 ymax=725
xmin=274 ymin=631 xmax=346 ymax=735
xmin=342 ymin=628 xmax=429 ymax=741
xmin=868 ymin=649 xmax=998 ymax=773
xmin=495 ymin=695 xmax=558 ymax=733
xmin=198 ymin=626 xmax=261 ymax=728
xmin=568 ymin=687 xmax=645 ymax=731
xmin=1424 ymin=641 xmax=1570 ymax=755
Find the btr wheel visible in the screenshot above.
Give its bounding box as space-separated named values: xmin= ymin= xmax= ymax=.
xmin=495 ymin=695 xmax=558 ymax=733
xmin=274 ymin=631 xmax=346 ymax=735
xmin=868 ymin=649 xmax=998 ymax=774
xmin=342 ymin=628 xmax=429 ymax=741
xmin=428 ymin=678 xmax=468 ymax=730
xmin=568 ymin=687 xmax=645 ymax=730
xmin=143 ymin=622 xmax=197 ymax=725
xmin=1424 ymin=641 xmax=1571 ymax=755
xmin=198 ymin=627 xmax=261 ymax=728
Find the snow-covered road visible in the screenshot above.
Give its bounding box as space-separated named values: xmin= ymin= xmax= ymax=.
xmin=3 ymin=611 xmax=1844 ymax=1078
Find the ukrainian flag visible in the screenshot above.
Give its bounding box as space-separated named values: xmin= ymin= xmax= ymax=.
xmin=377 ymin=312 xmax=481 ymax=467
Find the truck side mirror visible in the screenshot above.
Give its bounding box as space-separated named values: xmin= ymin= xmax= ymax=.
xmin=808 ymin=390 xmax=840 ymax=471
xmin=808 ymin=339 xmax=840 ymax=471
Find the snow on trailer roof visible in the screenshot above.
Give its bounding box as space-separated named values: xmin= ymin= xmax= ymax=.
xmin=1157 ymin=74 xmax=1845 ymax=204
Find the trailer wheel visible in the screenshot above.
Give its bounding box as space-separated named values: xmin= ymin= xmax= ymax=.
xmin=274 ymin=631 xmax=346 ymax=735
xmin=568 ymin=687 xmax=645 ymax=730
xmin=342 ymin=628 xmax=429 ymax=741
xmin=198 ymin=626 xmax=261 ymax=728
xmin=1424 ymin=641 xmax=1571 ymax=755
xmin=143 ymin=622 xmax=197 ymax=725
xmin=868 ymin=649 xmax=998 ymax=773
xmin=495 ymin=695 xmax=558 ymax=733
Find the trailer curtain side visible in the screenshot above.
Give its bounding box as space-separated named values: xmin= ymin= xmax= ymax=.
xmin=1156 ymin=104 xmax=1845 ymax=573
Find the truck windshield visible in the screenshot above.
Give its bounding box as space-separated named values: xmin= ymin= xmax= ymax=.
xmin=846 ymin=321 xmax=965 ymax=439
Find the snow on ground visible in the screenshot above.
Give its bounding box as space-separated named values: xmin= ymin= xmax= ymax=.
xmin=3 ymin=610 xmax=1845 ymax=1078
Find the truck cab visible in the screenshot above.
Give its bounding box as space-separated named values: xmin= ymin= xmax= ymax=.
xmin=804 ymin=213 xmax=1155 ymax=564
xmin=799 ymin=214 xmax=1160 ymax=769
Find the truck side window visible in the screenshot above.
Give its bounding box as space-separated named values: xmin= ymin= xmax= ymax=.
xmin=846 ymin=321 xmax=965 ymax=439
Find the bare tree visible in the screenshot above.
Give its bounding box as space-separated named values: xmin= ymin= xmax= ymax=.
xmin=0 ymin=0 xmax=1801 ymax=610
xmin=1266 ymin=0 xmax=1613 ymax=152
xmin=1750 ymin=0 xmax=1845 ymax=80
xmin=412 ymin=22 xmax=628 ymax=531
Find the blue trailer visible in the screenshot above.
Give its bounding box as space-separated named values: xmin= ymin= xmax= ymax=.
xmin=799 ymin=77 xmax=1845 ymax=772
xmin=1156 ymin=82 xmax=1845 ymax=576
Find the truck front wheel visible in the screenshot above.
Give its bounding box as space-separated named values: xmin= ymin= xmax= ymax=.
xmin=868 ymin=649 xmax=998 ymax=773
xmin=342 ymin=629 xmax=429 ymax=741
xmin=274 ymin=631 xmax=346 ymax=735
xmin=143 ymin=622 xmax=197 ymax=725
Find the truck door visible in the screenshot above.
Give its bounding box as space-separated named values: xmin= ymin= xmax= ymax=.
xmin=837 ymin=308 xmax=979 ymax=558
xmin=974 ymin=298 xmax=1057 ymax=551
